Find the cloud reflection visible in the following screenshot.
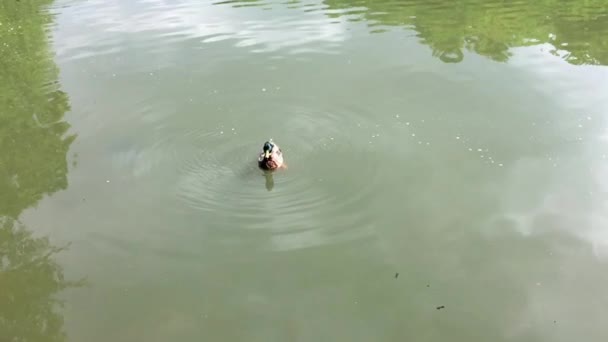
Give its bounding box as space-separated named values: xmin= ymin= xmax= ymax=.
xmin=53 ymin=0 xmax=348 ymax=57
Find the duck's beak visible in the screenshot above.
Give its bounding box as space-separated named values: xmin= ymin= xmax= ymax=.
xmin=264 ymin=150 xmax=270 ymax=159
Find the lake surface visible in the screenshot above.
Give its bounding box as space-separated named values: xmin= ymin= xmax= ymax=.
xmin=2 ymin=0 xmax=608 ymax=341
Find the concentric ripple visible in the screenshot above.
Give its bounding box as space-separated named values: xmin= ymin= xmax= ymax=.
xmin=162 ymin=103 xmax=385 ymax=249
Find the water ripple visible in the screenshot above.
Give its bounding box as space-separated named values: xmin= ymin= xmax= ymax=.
xmin=52 ymin=0 xmax=608 ymax=65
xmin=52 ymin=0 xmax=349 ymax=61
xmin=159 ymin=103 xmax=383 ymax=250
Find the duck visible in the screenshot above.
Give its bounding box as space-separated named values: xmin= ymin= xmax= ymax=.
xmin=258 ymin=139 xmax=285 ymax=171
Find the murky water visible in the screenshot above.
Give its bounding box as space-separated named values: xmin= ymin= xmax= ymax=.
xmin=2 ymin=0 xmax=608 ymax=341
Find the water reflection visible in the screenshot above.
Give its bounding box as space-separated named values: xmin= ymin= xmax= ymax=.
xmin=264 ymin=171 xmax=275 ymax=191
xmin=0 ymin=218 xmax=84 ymax=342
xmin=54 ymin=0 xmax=347 ymax=59
xmin=0 ymin=2 xmax=76 ymax=218
xmin=322 ymin=0 xmax=608 ymax=64
xmin=214 ymin=0 xmax=267 ymax=7
xmin=0 ymin=0 xmax=80 ymax=340
xmin=210 ymin=0 xmax=608 ymax=65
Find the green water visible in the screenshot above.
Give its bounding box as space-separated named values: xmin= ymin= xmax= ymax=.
xmin=1 ymin=0 xmax=608 ymax=341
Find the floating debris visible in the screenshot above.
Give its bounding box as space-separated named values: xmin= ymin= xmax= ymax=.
xmin=436 ymin=305 xmax=445 ymax=310
xmin=395 ymin=273 xmax=399 ymax=279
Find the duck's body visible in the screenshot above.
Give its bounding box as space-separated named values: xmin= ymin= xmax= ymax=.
xmin=258 ymin=140 xmax=285 ymax=171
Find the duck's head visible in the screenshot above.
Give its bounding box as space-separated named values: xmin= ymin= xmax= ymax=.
xmin=262 ymin=140 xmax=275 ymax=159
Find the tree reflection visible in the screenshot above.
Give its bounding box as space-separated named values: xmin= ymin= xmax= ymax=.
xmin=0 ymin=0 xmax=80 ymax=341
xmin=0 ymin=0 xmax=76 ymax=219
xmin=323 ymin=0 xmax=608 ymax=65
xmin=0 ymin=218 xmax=84 ymax=342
